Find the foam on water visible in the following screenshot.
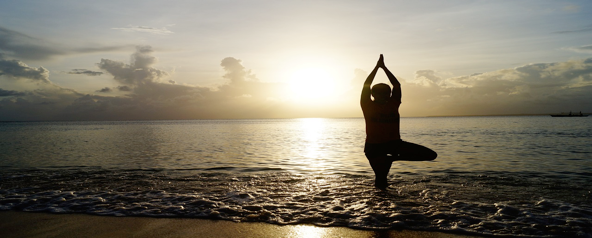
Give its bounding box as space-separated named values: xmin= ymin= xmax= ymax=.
xmin=1 ymin=169 xmax=591 ymax=237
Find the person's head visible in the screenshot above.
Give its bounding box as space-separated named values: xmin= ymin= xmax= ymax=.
xmin=371 ymin=83 xmax=391 ymax=101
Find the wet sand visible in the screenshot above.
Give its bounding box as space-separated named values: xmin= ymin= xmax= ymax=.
xmin=0 ymin=211 xmax=483 ymax=238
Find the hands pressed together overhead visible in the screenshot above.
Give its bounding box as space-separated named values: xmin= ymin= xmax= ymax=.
xmin=377 ymin=54 xmax=385 ymax=68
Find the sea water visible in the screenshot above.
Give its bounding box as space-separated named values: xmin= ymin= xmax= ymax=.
xmin=0 ymin=117 xmax=591 ymax=237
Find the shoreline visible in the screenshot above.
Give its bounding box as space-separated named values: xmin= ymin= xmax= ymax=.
xmin=0 ymin=211 xmax=484 ymax=238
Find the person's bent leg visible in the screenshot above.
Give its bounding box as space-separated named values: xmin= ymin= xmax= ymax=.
xmin=396 ymin=141 xmax=437 ymax=161
xmin=366 ymin=156 xmax=392 ymax=189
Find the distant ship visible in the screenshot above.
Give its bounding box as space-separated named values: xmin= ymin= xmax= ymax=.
xmin=550 ymin=111 xmax=588 ymax=117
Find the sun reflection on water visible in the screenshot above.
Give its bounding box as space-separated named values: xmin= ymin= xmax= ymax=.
xmin=287 ymin=225 xmax=385 ymax=238
xmin=288 ymin=225 xmax=328 ymax=238
xmin=295 ymin=118 xmax=331 ymax=172
xmin=299 ymin=118 xmax=325 ymax=159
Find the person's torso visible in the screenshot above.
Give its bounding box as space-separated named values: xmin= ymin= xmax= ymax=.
xmin=362 ymin=100 xmax=401 ymax=143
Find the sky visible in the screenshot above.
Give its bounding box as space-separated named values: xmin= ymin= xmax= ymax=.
xmin=1 ymin=0 xmax=592 ymax=120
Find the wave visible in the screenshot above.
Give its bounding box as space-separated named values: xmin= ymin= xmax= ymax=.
xmin=1 ymin=168 xmax=591 ymax=237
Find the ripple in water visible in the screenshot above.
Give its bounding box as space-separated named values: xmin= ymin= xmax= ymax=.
xmin=1 ymin=169 xmax=591 ymax=237
xmin=1 ymin=117 xmax=592 ymax=237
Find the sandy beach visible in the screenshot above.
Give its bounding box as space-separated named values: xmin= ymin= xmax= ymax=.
xmin=0 ymin=211 xmax=484 ymax=238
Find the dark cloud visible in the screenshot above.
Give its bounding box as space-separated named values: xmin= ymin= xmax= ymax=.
xmin=0 ymin=26 xmax=64 ymax=60
xmin=96 ymin=87 xmax=112 ymax=93
xmin=0 ymin=86 xmax=82 ymax=121
xmin=0 ymin=57 xmax=50 ymax=82
xmin=0 ymin=88 xmax=25 ymax=97
xmin=117 ymin=85 xmax=132 ymax=91
xmin=0 ymin=26 xmax=129 ymax=61
xmin=97 ymin=46 xmax=167 ymax=86
xmin=68 ymin=69 xmax=103 ymax=76
xmin=74 ymin=45 xmax=132 ymax=54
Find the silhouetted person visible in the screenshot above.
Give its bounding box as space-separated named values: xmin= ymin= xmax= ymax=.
xmin=361 ymin=54 xmax=437 ymax=189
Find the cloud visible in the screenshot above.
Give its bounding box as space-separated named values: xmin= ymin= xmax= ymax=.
xmin=0 ymin=57 xmax=50 ymax=82
xmin=112 ymin=26 xmax=174 ymax=35
xmin=97 ymin=46 xmax=167 ymax=86
xmin=117 ymin=85 xmax=132 ymax=91
xmin=0 ymin=26 xmax=64 ymax=60
xmin=402 ymin=58 xmax=592 ymax=116
xmin=563 ymin=4 xmax=581 ymax=13
xmin=414 ymin=70 xmax=445 ymax=87
xmin=0 ymin=84 xmax=82 ymax=121
xmin=553 ymin=25 xmax=592 ymax=34
xmin=0 ymin=88 xmax=25 ymax=97
xmin=96 ymin=87 xmax=111 ymax=93
xmin=0 ymin=26 xmax=129 ymax=60
xmin=2 ymin=45 xmax=591 ymax=121
xmin=74 ymin=45 xmax=132 ymax=54
xmin=63 ymin=46 xmax=286 ymax=120
xmin=564 ymin=45 xmax=592 ymax=53
xmin=215 ymin=57 xmax=275 ymax=101
xmin=220 ymin=57 xmax=258 ymax=84
xmin=2 ymin=46 xmax=276 ymax=120
xmin=68 ymin=69 xmax=103 ymax=76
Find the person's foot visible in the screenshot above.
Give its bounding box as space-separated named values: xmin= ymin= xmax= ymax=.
xmin=375 ymin=178 xmax=389 ymax=189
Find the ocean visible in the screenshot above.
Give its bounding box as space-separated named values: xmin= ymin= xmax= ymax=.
xmin=1 ymin=117 xmax=591 ymax=237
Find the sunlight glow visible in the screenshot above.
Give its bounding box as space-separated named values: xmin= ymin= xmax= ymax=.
xmin=287 ymin=67 xmax=336 ymax=102
xmin=277 ymin=55 xmax=348 ymax=104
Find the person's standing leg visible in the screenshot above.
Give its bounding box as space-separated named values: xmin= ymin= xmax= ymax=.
xmin=366 ymin=156 xmax=392 ymax=189
xmin=396 ymin=141 xmax=437 ymax=161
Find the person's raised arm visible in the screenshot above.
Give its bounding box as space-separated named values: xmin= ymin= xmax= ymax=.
xmin=381 ymin=57 xmax=401 ymax=101
xmin=361 ymin=56 xmax=382 ymax=105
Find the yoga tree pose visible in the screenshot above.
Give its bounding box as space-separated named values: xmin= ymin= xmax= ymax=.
xmin=361 ymin=54 xmax=437 ymax=189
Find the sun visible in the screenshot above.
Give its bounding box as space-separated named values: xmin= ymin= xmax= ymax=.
xmin=275 ymin=54 xmax=349 ymax=104
xmin=285 ymin=67 xmax=338 ymax=102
